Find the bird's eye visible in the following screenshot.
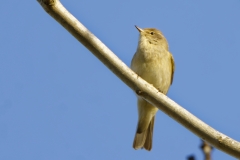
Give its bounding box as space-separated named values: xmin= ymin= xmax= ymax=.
xmin=150 ymin=32 xmax=154 ymax=35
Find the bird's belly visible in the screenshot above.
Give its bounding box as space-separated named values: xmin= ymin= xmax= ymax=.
xmin=133 ymin=60 xmax=171 ymax=94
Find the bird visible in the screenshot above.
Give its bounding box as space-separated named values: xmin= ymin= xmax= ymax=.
xmin=131 ymin=26 xmax=175 ymax=151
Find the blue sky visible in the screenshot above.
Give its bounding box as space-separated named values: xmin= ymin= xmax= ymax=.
xmin=0 ymin=0 xmax=240 ymax=159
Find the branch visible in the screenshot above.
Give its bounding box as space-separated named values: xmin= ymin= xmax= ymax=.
xmin=201 ymin=140 xmax=213 ymax=160
xmin=37 ymin=0 xmax=240 ymax=158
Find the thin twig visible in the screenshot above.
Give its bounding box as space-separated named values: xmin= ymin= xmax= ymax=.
xmin=201 ymin=140 xmax=213 ymax=160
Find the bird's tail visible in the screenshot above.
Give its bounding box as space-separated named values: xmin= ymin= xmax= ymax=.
xmin=133 ymin=116 xmax=155 ymax=151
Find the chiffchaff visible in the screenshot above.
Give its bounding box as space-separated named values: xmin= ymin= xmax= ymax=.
xmin=131 ymin=26 xmax=175 ymax=151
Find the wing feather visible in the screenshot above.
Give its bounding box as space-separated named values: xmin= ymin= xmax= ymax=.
xmin=170 ymin=53 xmax=175 ymax=85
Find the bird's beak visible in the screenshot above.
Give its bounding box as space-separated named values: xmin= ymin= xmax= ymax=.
xmin=135 ymin=25 xmax=143 ymax=32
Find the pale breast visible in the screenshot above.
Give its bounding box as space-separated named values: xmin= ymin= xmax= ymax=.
xmin=131 ymin=49 xmax=172 ymax=94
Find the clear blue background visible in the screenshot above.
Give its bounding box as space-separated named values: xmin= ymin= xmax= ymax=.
xmin=0 ymin=0 xmax=239 ymax=159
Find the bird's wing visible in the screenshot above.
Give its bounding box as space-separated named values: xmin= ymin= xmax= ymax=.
xmin=170 ymin=53 xmax=175 ymax=85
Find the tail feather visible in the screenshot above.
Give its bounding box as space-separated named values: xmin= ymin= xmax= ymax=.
xmin=133 ymin=116 xmax=155 ymax=151
xmin=144 ymin=116 xmax=155 ymax=150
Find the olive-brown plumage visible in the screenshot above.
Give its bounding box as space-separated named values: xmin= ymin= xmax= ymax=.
xmin=131 ymin=26 xmax=175 ymax=151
